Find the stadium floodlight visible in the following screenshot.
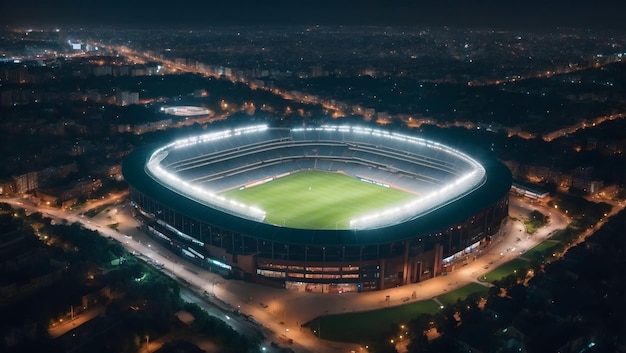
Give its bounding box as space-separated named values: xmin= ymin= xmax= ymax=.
xmin=145 ymin=125 xmax=269 ymax=223
xmin=147 ymin=124 xmax=485 ymax=230
xmin=350 ymin=170 xmax=484 ymax=229
xmin=337 ymin=124 xmax=486 ymax=229
xmin=289 ymin=125 xmax=487 ymax=229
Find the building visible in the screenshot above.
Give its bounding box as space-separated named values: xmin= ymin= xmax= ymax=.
xmin=511 ymin=181 xmax=549 ymax=199
xmin=12 ymin=172 xmax=38 ymax=194
xmin=115 ymin=91 xmax=139 ymax=106
xmin=123 ymin=125 xmax=511 ymax=292
xmin=8 ymin=162 xmax=78 ymax=195
xmin=37 ymin=178 xmax=103 ymax=207
xmin=571 ymin=177 xmax=604 ymax=194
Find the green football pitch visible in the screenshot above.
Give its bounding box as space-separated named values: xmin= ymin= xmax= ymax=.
xmin=220 ymin=170 xmax=417 ymax=230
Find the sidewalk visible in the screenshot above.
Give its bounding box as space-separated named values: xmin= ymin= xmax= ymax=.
xmin=48 ymin=307 xmax=104 ymax=338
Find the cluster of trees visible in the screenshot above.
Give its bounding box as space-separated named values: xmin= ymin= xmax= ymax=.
xmin=548 ymin=192 xmax=612 ymax=230
xmin=524 ymin=210 xmax=548 ymax=234
xmin=0 ymin=206 xmax=259 ymax=353
xmin=183 ymin=303 xmax=260 ymax=353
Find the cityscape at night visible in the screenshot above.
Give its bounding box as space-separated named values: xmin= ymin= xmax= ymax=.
xmin=0 ymin=2 xmax=625 ymax=353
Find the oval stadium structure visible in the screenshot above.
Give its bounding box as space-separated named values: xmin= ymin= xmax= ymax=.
xmin=123 ymin=125 xmax=511 ymax=292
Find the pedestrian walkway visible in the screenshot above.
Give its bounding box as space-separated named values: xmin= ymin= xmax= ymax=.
xmin=48 ymin=307 xmax=104 ymax=338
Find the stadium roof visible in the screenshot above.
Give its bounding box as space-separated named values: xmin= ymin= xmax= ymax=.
xmin=123 ymin=138 xmax=511 ymax=247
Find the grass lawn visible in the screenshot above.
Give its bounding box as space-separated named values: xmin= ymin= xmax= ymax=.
xmin=549 ymin=228 xmax=579 ymax=243
xmin=521 ymin=240 xmax=561 ymax=260
xmin=308 ymin=283 xmax=492 ymax=343
xmin=436 ymin=282 xmax=490 ymax=307
xmin=307 ymin=299 xmax=440 ymax=343
xmin=221 ymin=170 xmax=416 ymax=229
xmin=479 ymin=258 xmax=530 ymax=283
xmin=523 ymin=219 xmax=541 ymax=234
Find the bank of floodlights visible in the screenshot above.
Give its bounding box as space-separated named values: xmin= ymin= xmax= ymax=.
xmin=147 ymin=124 xmax=485 ymax=230
xmin=291 ymin=125 xmax=486 ymax=230
xmin=329 ymin=125 xmax=487 ymax=230
xmin=146 ymin=125 xmax=268 ymax=223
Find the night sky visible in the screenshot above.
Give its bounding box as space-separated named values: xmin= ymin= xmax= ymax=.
xmin=2 ymin=0 xmax=626 ymax=31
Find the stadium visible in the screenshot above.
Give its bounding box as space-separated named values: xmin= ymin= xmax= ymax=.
xmin=123 ymin=125 xmax=511 ymax=292
xmin=160 ymin=105 xmax=211 ymax=117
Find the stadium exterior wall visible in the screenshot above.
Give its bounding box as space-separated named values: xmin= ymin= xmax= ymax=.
xmin=123 ymin=133 xmax=511 ymax=292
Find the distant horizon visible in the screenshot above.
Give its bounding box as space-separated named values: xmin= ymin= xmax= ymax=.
xmin=4 ymin=23 xmax=626 ymax=36
xmin=2 ymin=0 xmax=626 ymax=32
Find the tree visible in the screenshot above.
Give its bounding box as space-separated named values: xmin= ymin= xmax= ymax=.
xmin=433 ymin=306 xmax=459 ymax=335
xmin=529 ymin=210 xmax=547 ymax=224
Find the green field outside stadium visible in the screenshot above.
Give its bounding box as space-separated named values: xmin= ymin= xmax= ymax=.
xmin=220 ymin=170 xmax=417 ymax=230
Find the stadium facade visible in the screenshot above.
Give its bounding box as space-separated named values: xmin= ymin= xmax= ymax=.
xmin=123 ymin=125 xmax=511 ymax=292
